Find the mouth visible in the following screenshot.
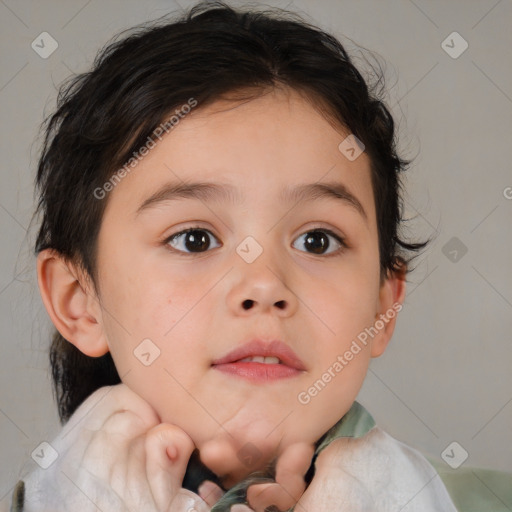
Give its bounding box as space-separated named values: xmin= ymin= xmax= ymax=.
xmin=211 ymin=339 xmax=306 ymax=382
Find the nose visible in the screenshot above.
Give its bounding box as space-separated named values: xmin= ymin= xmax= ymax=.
xmin=227 ymin=255 xmax=298 ymax=317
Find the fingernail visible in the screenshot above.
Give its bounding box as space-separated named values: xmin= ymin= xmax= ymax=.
xmin=198 ymin=480 xmax=214 ymax=495
xmin=198 ymin=480 xmax=223 ymax=501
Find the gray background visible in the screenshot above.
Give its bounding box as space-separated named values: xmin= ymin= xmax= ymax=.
xmin=1 ymin=0 xmax=511 ymax=504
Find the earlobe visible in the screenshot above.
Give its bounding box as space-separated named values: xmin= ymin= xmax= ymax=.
xmin=370 ymin=263 xmax=407 ymax=358
xmin=36 ymin=249 xmax=110 ymax=357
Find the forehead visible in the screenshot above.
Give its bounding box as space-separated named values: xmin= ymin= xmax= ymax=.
xmin=104 ymin=88 xmax=376 ymax=230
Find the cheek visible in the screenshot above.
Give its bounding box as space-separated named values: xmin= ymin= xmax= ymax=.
xmin=310 ymin=266 xmax=379 ymax=336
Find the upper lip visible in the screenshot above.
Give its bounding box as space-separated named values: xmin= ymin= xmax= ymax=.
xmin=212 ymin=339 xmax=306 ymax=370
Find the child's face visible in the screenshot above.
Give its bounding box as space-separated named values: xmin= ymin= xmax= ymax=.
xmin=92 ymin=88 xmax=401 ymax=484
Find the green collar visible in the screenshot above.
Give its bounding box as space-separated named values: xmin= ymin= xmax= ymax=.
xmin=314 ymin=401 xmax=376 ymax=455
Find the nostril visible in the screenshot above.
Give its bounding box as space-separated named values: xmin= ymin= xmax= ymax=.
xmin=241 ymin=299 xmax=286 ymax=310
xmin=242 ymin=299 xmax=254 ymax=310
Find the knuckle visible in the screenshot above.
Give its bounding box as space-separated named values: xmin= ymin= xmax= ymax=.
xmin=144 ymin=423 xmax=194 ymax=456
xmin=102 ymin=409 xmax=145 ymax=436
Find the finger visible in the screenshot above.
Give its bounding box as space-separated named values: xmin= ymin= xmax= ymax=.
xmin=231 ymin=505 xmax=255 ymax=512
xmin=80 ymin=410 xmax=148 ymax=481
xmin=63 ymin=384 xmax=160 ymax=438
xmin=101 ymin=409 xmax=152 ymax=437
xmin=198 ymin=480 xmax=225 ymax=507
xmin=115 ymin=433 xmax=157 ymax=508
xmin=247 ymin=442 xmax=314 ymax=511
xmin=246 ymin=482 xmax=286 ymax=512
xmin=274 ymin=442 xmax=315 ymax=491
xmin=168 ymin=488 xmax=211 ymax=512
xmin=145 ymin=423 xmax=195 ymax=510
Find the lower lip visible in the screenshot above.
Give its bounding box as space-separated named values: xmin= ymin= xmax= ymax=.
xmin=212 ymin=362 xmax=302 ymax=381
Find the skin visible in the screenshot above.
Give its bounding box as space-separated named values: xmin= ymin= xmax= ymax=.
xmin=37 ymin=87 xmax=405 ymax=506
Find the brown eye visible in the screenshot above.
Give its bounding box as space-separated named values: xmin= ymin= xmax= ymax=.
xmin=166 ymin=228 xmax=220 ymax=253
xmin=292 ymin=229 xmax=345 ymax=256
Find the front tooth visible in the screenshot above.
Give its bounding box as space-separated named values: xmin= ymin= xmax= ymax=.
xmin=239 ymin=356 xmax=281 ymax=363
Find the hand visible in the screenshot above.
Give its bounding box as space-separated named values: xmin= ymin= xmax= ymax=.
xmin=241 ymin=439 xmax=376 ymax=512
xmin=226 ymin=440 xmax=370 ymax=512
xmin=243 ymin=442 xmax=315 ymax=512
xmin=22 ymin=384 xmax=210 ymax=512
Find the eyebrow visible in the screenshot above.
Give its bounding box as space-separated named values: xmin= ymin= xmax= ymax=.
xmin=136 ymin=180 xmax=367 ymax=221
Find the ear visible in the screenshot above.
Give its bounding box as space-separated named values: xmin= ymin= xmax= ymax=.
xmin=370 ymin=261 xmax=407 ymax=358
xmin=36 ymin=249 xmax=109 ymax=357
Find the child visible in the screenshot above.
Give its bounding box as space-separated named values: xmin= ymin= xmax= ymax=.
xmin=10 ymin=1 xmax=461 ymax=510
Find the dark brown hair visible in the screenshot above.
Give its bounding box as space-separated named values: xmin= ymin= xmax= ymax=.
xmin=34 ymin=0 xmax=427 ymax=438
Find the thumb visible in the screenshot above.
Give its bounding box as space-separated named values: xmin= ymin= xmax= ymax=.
xmin=247 ymin=442 xmax=314 ymax=511
xmin=145 ymin=423 xmax=195 ymax=510
xmin=275 ymin=442 xmax=315 ymax=493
